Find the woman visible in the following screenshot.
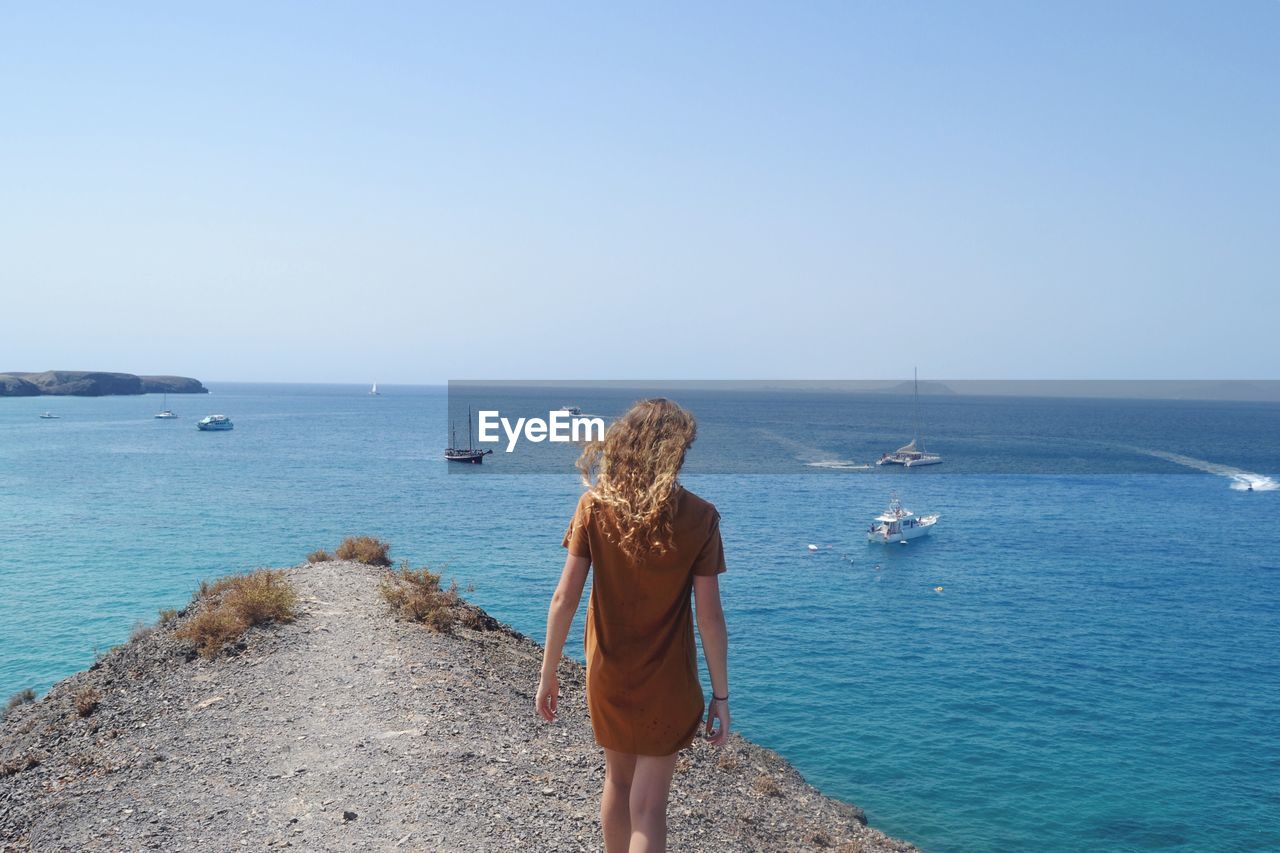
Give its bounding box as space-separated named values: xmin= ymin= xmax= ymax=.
xmin=537 ymin=398 xmax=730 ymax=853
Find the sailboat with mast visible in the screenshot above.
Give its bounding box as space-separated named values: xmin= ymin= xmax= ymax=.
xmin=445 ymin=406 xmax=493 ymax=464
xmin=154 ymin=393 xmax=178 ymax=419
xmin=877 ymin=367 xmax=943 ymax=467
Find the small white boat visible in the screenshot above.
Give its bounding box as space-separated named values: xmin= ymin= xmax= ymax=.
xmin=559 ymin=405 xmax=583 ymax=415
xmin=868 ymin=496 xmax=939 ymax=544
xmin=197 ymin=414 xmax=234 ymax=431
xmin=369 ymin=382 xmax=380 ymax=396
xmin=39 ymin=412 xmax=60 ymax=419
xmin=155 ymin=393 xmax=178 ymax=419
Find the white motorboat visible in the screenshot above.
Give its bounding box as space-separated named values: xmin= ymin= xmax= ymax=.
xmin=197 ymin=414 xmax=234 ymax=431
xmin=877 ymin=367 xmax=943 ymax=467
xmin=867 ymin=496 xmax=939 ymax=544
xmin=559 ymin=405 xmax=583 ymax=415
xmin=39 ymin=412 xmax=60 ymax=419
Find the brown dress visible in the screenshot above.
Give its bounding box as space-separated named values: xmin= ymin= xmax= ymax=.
xmin=562 ymin=487 xmax=726 ymax=756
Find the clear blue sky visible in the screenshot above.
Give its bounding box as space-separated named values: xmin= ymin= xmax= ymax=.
xmin=1 ymin=2 xmax=1275 ymax=382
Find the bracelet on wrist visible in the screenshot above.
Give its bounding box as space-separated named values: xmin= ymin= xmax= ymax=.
xmin=712 ymin=693 xmax=729 ymax=702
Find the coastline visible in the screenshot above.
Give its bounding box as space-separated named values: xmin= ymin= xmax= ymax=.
xmin=0 ymin=559 xmax=914 ymax=852
xmin=0 ymin=371 xmax=207 ymax=397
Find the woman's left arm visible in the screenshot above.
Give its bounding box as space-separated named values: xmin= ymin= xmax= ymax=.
xmin=536 ymin=553 xmax=590 ymax=721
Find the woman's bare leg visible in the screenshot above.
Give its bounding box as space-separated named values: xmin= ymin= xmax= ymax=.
xmin=628 ymin=752 xmax=679 ymax=853
xmin=602 ymin=748 xmax=637 ymax=853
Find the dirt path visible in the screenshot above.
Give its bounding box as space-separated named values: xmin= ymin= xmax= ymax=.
xmin=1 ymin=561 xmax=913 ymax=852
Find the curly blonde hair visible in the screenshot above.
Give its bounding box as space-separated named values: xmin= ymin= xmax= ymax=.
xmin=575 ymin=398 xmax=697 ymax=559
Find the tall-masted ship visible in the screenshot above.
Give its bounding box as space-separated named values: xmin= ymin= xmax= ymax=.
xmin=445 ymin=407 xmax=493 ymax=464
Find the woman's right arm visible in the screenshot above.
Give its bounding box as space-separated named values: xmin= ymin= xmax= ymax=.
xmin=536 ymin=553 xmax=590 ymax=721
xmin=693 ymin=573 xmax=730 ymax=745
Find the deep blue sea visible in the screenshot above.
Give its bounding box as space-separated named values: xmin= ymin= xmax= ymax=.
xmin=2 ymin=384 xmax=1278 ymax=852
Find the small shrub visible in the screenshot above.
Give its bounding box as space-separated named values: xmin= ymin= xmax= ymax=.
xmin=335 ymin=536 xmax=392 ymax=567
xmin=75 ymin=687 xmax=101 ymax=718
xmin=753 ymin=774 xmax=783 ymax=798
xmin=381 ymin=568 xmax=461 ymax=632
xmin=177 ymin=569 xmax=298 ymax=659
xmin=129 ymin=622 xmax=154 ymax=643
xmin=4 ymin=688 xmax=35 ymax=719
xmin=806 ymin=830 xmax=833 ymax=848
xmin=223 ymin=571 xmax=297 ymax=625
xmin=178 ymin=608 xmax=248 ymax=659
xmin=157 ymin=608 xmax=179 ymax=625
xmin=0 ymin=753 xmax=40 ymax=777
xmin=716 ymin=751 xmax=740 ymax=772
xmin=306 ymin=549 xmax=333 ymax=564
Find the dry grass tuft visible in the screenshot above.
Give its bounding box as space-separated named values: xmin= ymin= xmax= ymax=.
xmin=306 ymin=549 xmax=333 ymax=563
xmin=381 ymin=567 xmax=458 ymax=632
xmin=74 ymin=687 xmax=101 ymax=718
xmin=716 ymin=751 xmax=740 ymax=772
xmin=223 ymin=572 xmax=297 ymax=625
xmin=129 ymin=621 xmax=154 ymax=642
xmin=177 ymin=569 xmax=297 ymax=659
xmin=753 ymin=774 xmax=784 ymax=798
xmin=158 ymin=608 xmax=179 ymax=625
xmin=335 ymin=536 xmax=392 ymax=567
xmin=179 ymin=608 xmax=246 ymax=658
xmin=4 ymin=688 xmax=35 ymax=720
xmin=0 ymin=752 xmax=40 ymax=777
xmin=806 ymin=829 xmax=834 ymax=848
xmin=380 ymin=567 xmax=499 ymax=634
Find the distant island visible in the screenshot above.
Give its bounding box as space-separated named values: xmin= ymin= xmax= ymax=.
xmin=0 ymin=371 xmax=208 ymax=397
xmin=868 ymin=380 xmax=957 ymax=395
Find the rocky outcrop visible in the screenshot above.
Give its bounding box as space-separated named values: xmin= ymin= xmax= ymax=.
xmin=0 ymin=371 xmax=207 ymax=397
xmin=0 ymin=375 xmax=40 ymax=396
xmin=139 ymin=375 xmax=208 ymax=394
xmin=0 ymin=560 xmax=915 ymax=852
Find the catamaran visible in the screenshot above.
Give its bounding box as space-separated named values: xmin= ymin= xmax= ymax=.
xmin=154 ymin=393 xmax=178 ymax=419
xmin=445 ymin=407 xmax=493 ymax=464
xmin=877 ymin=367 xmax=943 ymax=467
xmin=867 ymin=496 xmax=939 ymax=544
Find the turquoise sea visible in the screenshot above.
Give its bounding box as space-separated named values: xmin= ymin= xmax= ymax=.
xmin=2 ymin=384 xmax=1278 ymax=852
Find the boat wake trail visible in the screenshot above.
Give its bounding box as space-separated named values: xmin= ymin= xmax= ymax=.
xmin=805 ymin=460 xmax=873 ymax=471
xmin=754 ymin=429 xmax=871 ymax=471
xmin=1138 ymin=448 xmax=1278 ymax=491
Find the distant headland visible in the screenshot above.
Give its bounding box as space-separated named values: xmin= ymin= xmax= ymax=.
xmin=0 ymin=371 xmax=208 ymax=397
